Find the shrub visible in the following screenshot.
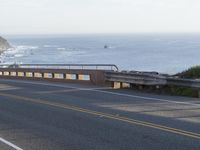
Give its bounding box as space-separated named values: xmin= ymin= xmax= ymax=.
xmin=176 ymin=65 xmax=200 ymax=79
xmin=172 ymin=65 xmax=200 ymax=97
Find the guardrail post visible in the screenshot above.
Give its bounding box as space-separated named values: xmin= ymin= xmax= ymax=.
xmin=54 ymin=73 xmax=61 ymax=79
xmin=43 ymin=73 xmax=49 ymax=78
xmin=121 ymin=83 xmax=130 ymax=88
xmin=17 ymin=72 xmax=24 ymax=77
xmin=3 ymin=71 xmax=10 ymax=76
xmin=113 ymin=82 xmax=121 ymax=89
xmin=34 ymin=72 xmax=37 ymax=78
xmin=10 ymin=72 xmax=16 ymax=76
xmin=33 ymin=72 xmax=42 ymax=78
xmin=65 ymin=74 xmax=71 ymax=80
xmin=78 ymin=74 xmax=84 ymax=80
xmin=27 ymin=72 xmax=33 ymax=77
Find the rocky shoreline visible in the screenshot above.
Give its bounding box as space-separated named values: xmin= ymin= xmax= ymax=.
xmin=0 ymin=36 xmax=11 ymax=53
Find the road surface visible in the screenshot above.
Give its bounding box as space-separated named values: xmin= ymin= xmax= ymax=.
xmin=0 ymin=78 xmax=199 ymax=150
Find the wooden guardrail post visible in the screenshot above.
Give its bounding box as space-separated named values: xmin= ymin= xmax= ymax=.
xmin=11 ymin=72 xmax=16 ymax=76
xmin=113 ymin=82 xmax=121 ymax=89
xmin=78 ymin=74 xmax=84 ymax=80
xmin=121 ymin=82 xmax=130 ymax=88
xmin=65 ymin=74 xmax=71 ymax=80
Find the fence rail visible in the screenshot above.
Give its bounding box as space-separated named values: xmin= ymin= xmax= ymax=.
xmin=166 ymin=77 xmax=200 ymax=88
xmin=105 ymin=71 xmax=167 ymax=86
xmin=0 ymin=64 xmax=119 ymax=71
xmin=1 ymin=64 xmax=200 ymax=89
xmin=105 ymin=71 xmax=200 ymax=89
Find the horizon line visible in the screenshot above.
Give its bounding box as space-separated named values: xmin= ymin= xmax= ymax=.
xmin=2 ymin=32 xmax=200 ymax=36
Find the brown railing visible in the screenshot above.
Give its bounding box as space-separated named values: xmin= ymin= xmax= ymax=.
xmin=0 ymin=64 xmax=118 ymax=71
xmin=0 ymin=64 xmax=118 ymax=85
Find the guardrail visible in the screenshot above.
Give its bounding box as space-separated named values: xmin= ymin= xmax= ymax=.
xmin=0 ymin=64 xmax=119 ymax=71
xmin=166 ymin=77 xmax=200 ymax=88
xmin=105 ymin=71 xmax=167 ymax=86
xmin=0 ymin=64 xmax=118 ymax=85
xmin=105 ymin=71 xmax=200 ymax=89
xmin=1 ymin=64 xmax=200 ymax=90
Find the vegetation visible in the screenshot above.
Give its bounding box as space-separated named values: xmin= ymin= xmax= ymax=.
xmin=169 ymin=86 xmax=199 ymax=97
xmin=176 ymin=65 xmax=200 ymax=79
xmin=171 ymin=66 xmax=200 ymax=97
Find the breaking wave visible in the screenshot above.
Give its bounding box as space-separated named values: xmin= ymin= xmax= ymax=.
xmin=0 ymin=45 xmax=39 ymax=63
xmin=43 ymin=45 xmax=58 ymax=48
xmin=57 ymin=47 xmax=66 ymax=50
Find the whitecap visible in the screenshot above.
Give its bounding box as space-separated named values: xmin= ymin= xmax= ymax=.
xmin=57 ymin=48 xmax=66 ymax=50
xmin=44 ymin=45 xmax=58 ymax=48
xmin=0 ymin=45 xmax=39 ymax=63
xmin=14 ymin=54 xmax=24 ymax=57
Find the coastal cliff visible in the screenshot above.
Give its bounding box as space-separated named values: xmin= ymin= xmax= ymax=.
xmin=0 ymin=36 xmax=11 ymax=53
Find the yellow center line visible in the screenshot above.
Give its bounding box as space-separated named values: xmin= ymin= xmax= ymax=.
xmin=0 ymin=92 xmax=200 ymax=140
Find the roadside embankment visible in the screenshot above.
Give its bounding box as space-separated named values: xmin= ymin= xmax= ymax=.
xmin=170 ymin=66 xmax=200 ymax=97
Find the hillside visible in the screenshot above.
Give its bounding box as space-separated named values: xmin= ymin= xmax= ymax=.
xmin=0 ymin=36 xmax=11 ymax=53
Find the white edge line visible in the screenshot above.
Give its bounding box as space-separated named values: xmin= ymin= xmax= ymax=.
xmin=1 ymin=79 xmax=200 ymax=107
xmin=92 ymin=89 xmax=200 ymax=107
xmin=0 ymin=137 xmax=23 ymax=150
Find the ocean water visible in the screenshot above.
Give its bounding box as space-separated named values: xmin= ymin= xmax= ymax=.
xmin=1 ymin=34 xmax=200 ymax=74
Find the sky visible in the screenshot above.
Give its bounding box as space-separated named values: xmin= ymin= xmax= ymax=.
xmin=0 ymin=0 xmax=200 ymax=34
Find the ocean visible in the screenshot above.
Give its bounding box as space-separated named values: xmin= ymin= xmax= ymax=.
xmin=1 ymin=33 xmax=200 ymax=74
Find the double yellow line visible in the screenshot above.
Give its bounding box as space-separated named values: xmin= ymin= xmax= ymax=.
xmin=0 ymin=92 xmax=200 ymax=140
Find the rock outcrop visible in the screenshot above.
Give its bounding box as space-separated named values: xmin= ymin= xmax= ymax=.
xmin=0 ymin=36 xmax=11 ymax=53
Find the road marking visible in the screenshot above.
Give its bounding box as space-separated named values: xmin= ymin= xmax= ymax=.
xmin=0 ymin=79 xmax=101 ymax=89
xmin=37 ymin=87 xmax=112 ymax=94
xmin=0 ymin=92 xmax=200 ymax=140
xmin=92 ymin=89 xmax=200 ymax=107
xmin=0 ymin=79 xmax=199 ymax=106
xmin=37 ymin=88 xmax=83 ymax=94
xmin=0 ymin=137 xmax=23 ymax=150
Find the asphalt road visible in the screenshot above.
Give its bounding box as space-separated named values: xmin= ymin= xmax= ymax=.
xmin=0 ymin=78 xmax=200 ymax=150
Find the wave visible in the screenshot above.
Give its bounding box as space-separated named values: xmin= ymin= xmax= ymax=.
xmin=57 ymin=47 xmax=66 ymax=50
xmin=0 ymin=45 xmax=39 ymax=63
xmin=43 ymin=45 xmax=58 ymax=48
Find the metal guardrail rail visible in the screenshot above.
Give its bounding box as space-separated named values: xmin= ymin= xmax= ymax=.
xmin=0 ymin=64 xmax=119 ymax=71
xmin=1 ymin=63 xmax=200 ymax=89
xmin=105 ymin=71 xmax=200 ymax=89
xmin=105 ymin=71 xmax=167 ymax=85
xmin=166 ymin=77 xmax=200 ymax=88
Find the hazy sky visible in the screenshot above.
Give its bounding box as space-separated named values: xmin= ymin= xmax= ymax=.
xmin=0 ymin=0 xmax=200 ymax=34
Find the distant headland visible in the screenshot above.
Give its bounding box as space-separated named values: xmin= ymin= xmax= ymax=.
xmin=0 ymin=36 xmax=11 ymax=53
